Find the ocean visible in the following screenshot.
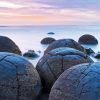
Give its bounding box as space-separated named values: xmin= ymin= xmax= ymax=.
xmin=0 ymin=25 xmax=100 ymax=66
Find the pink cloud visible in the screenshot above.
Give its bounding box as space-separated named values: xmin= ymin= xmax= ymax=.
xmin=0 ymin=0 xmax=100 ymax=25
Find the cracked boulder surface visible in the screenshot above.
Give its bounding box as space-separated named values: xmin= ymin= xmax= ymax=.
xmin=44 ymin=39 xmax=86 ymax=54
xmin=49 ymin=62 xmax=100 ymax=100
xmin=0 ymin=52 xmax=41 ymax=100
xmin=0 ymin=36 xmax=21 ymax=55
xmin=36 ymin=47 xmax=93 ymax=92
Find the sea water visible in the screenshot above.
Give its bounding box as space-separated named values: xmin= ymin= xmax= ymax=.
xmin=0 ymin=25 xmax=100 ymax=66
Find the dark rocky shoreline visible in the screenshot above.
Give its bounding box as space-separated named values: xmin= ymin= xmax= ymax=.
xmin=0 ymin=34 xmax=99 ymax=100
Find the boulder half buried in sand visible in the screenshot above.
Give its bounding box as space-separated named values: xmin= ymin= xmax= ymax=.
xmin=36 ymin=47 xmax=93 ymax=91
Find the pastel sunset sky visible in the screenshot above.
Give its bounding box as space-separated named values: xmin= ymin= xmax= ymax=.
xmin=0 ymin=0 xmax=100 ymax=26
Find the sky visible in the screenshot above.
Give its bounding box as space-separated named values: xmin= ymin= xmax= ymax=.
xmin=0 ymin=0 xmax=100 ymax=26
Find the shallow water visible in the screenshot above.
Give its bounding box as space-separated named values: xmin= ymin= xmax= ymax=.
xmin=0 ymin=25 xmax=100 ymax=66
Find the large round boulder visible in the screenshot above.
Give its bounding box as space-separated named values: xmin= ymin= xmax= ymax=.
xmin=0 ymin=36 xmax=21 ymax=55
xmin=41 ymin=37 xmax=56 ymax=45
xmin=36 ymin=47 xmax=93 ymax=91
xmin=49 ymin=62 xmax=100 ymax=100
xmin=0 ymin=52 xmax=41 ymax=100
xmin=78 ymin=34 xmax=98 ymax=45
xmin=44 ymin=39 xmax=86 ymax=54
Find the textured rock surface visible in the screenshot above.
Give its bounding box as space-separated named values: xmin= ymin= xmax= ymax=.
xmin=49 ymin=62 xmax=100 ymax=100
xmin=41 ymin=37 xmax=56 ymax=44
xmin=0 ymin=52 xmax=41 ymax=100
xmin=44 ymin=39 xmax=86 ymax=54
xmin=78 ymin=34 xmax=98 ymax=45
xmin=36 ymin=47 xmax=93 ymax=91
xmin=0 ymin=36 xmax=21 ymax=55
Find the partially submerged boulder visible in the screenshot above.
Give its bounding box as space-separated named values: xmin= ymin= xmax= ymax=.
xmin=41 ymin=37 xmax=56 ymax=45
xmin=49 ymin=62 xmax=100 ymax=100
xmin=78 ymin=34 xmax=98 ymax=45
xmin=44 ymin=39 xmax=86 ymax=54
xmin=47 ymin=32 xmax=55 ymax=35
xmin=0 ymin=52 xmax=41 ymax=100
xmin=0 ymin=36 xmax=21 ymax=55
xmin=23 ymin=50 xmax=39 ymax=59
xmin=36 ymin=47 xmax=93 ymax=91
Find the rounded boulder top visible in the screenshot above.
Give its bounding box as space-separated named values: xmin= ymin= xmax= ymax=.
xmin=0 ymin=52 xmax=41 ymax=100
xmin=41 ymin=37 xmax=56 ymax=45
xmin=49 ymin=62 xmax=100 ymax=100
xmin=47 ymin=32 xmax=55 ymax=35
xmin=0 ymin=36 xmax=21 ymax=55
xmin=78 ymin=34 xmax=98 ymax=45
xmin=36 ymin=47 xmax=93 ymax=91
xmin=44 ymin=39 xmax=86 ymax=54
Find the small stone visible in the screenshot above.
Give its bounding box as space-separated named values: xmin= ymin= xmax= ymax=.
xmin=47 ymin=32 xmax=55 ymax=35
xmin=85 ymin=48 xmax=95 ymax=55
xmin=36 ymin=47 xmax=93 ymax=91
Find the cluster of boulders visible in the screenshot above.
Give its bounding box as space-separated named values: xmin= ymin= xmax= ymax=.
xmin=36 ymin=34 xmax=100 ymax=100
xmin=0 ymin=34 xmax=100 ymax=100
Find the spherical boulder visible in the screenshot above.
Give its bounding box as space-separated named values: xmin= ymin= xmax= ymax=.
xmin=49 ymin=62 xmax=100 ymax=100
xmin=36 ymin=47 xmax=93 ymax=91
xmin=0 ymin=36 xmax=21 ymax=55
xmin=78 ymin=34 xmax=98 ymax=45
xmin=44 ymin=39 xmax=86 ymax=54
xmin=41 ymin=37 xmax=56 ymax=44
xmin=0 ymin=52 xmax=41 ymax=100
